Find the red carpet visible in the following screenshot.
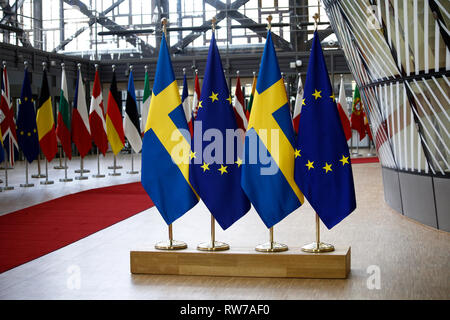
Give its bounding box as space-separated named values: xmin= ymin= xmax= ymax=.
xmin=0 ymin=182 xmax=153 ymax=273
xmin=351 ymin=156 xmax=379 ymax=164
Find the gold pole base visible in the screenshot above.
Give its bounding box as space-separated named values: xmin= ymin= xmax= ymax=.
xmin=155 ymin=240 xmax=187 ymax=250
xmin=255 ymin=241 xmax=288 ymax=253
xmin=301 ymin=242 xmax=335 ymax=253
xmin=197 ymin=241 xmax=230 ymax=251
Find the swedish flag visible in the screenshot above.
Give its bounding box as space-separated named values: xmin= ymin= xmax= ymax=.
xmin=294 ymin=31 xmax=356 ymax=229
xmin=141 ymin=34 xmax=199 ymax=225
xmin=241 ymin=31 xmax=304 ymax=228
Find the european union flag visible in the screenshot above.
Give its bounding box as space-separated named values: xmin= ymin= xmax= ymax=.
xmin=294 ymin=31 xmax=356 ymax=229
xmin=141 ymin=33 xmax=198 ymax=225
xmin=241 ymin=31 xmax=304 ymax=229
xmin=17 ymin=68 xmax=39 ymax=163
xmin=190 ymin=33 xmax=250 ymax=230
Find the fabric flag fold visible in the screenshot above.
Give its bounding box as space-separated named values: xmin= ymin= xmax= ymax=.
xmin=192 ymin=72 xmax=201 ymax=120
xmin=36 ymin=69 xmax=58 ymax=162
xmin=294 ymin=30 xmax=356 ymax=230
xmin=337 ymin=76 xmax=352 ymax=141
xmin=190 ymin=33 xmax=250 ymax=230
xmin=106 ymin=69 xmax=125 ymax=155
xmin=241 ymin=31 xmax=304 ymax=229
xmin=233 ymin=74 xmax=248 ymax=131
xmin=89 ymin=68 xmax=108 ymax=155
xmin=141 ymin=33 xmax=198 ymax=225
xmin=56 ymin=67 xmax=72 ymax=159
xmin=72 ymin=68 xmax=92 ymax=158
xmin=246 ymin=73 xmax=256 ymax=120
xmin=350 ymin=86 xmax=366 ymax=141
xmin=141 ymin=68 xmax=151 ymax=136
xmin=0 ymin=65 xmax=18 ymax=166
xmin=0 ymin=125 xmax=4 ymax=163
xmin=292 ymin=74 xmax=304 ymax=134
xmin=17 ymin=68 xmax=39 ymax=163
xmin=181 ymin=73 xmax=193 ymax=136
xmin=123 ymin=69 xmax=142 ymax=153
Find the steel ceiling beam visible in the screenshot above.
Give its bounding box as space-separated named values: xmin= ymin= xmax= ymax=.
xmin=205 ymin=0 xmax=293 ymax=51
xmin=170 ymin=0 xmax=250 ymax=53
xmin=60 ymin=0 xmax=155 ymax=56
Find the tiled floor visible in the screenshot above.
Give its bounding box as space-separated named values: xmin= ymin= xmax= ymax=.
xmin=0 ymin=152 xmax=449 ymax=299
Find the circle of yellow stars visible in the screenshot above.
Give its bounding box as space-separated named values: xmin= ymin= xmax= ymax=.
xmin=302 ymin=155 xmax=350 ymax=173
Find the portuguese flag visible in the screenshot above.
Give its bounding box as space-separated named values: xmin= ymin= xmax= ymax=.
xmin=350 ymin=86 xmax=366 ymax=141
xmin=36 ymin=69 xmax=57 ymax=162
xmin=56 ymin=67 xmax=72 ymax=159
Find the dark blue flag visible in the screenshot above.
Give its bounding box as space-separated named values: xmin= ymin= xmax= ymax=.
xmin=190 ymin=33 xmax=250 ymax=230
xmin=294 ymin=31 xmax=356 ymax=229
xmin=17 ymin=68 xmax=39 ymax=163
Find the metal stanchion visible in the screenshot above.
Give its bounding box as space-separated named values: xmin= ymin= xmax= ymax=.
xmin=59 ymin=154 xmax=73 ymax=182
xmin=32 ymin=154 xmax=46 ymax=178
xmin=92 ymin=148 xmax=105 ymax=178
xmin=108 ymin=154 xmax=121 ymax=176
xmin=20 ymin=161 xmax=34 ymax=188
xmin=75 ymin=157 xmax=88 ymax=180
xmin=127 ymin=150 xmax=139 ymax=174
xmin=3 ymin=158 xmax=14 ymax=190
xmin=53 ymin=146 xmax=67 ymax=169
xmin=301 ymin=213 xmax=335 ymax=253
xmin=155 ymin=224 xmax=187 ymax=250
xmin=40 ymin=160 xmax=54 ymax=185
xmin=197 ymin=215 xmax=230 ymax=251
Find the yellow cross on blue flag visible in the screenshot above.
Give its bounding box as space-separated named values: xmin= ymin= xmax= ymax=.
xmin=294 ymin=30 xmax=356 ymax=229
xmin=141 ymin=33 xmax=199 ymax=225
xmin=190 ymin=33 xmax=250 ymax=230
xmin=241 ymin=31 xmax=304 ymax=228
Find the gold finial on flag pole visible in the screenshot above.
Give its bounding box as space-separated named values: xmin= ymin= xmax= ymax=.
xmin=212 ymin=16 xmax=217 ymax=31
xmin=266 ymin=15 xmax=272 ymax=30
xmin=313 ymin=13 xmax=320 ymax=31
xmin=161 ymin=17 xmax=168 ymax=37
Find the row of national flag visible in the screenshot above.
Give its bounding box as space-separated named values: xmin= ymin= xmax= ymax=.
xmin=0 ymin=64 xmax=151 ymax=166
xmin=141 ymin=28 xmax=357 ymax=235
xmin=292 ymin=73 xmax=372 ymax=142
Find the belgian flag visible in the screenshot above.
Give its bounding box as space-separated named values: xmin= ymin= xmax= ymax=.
xmin=36 ymin=69 xmax=57 ymax=162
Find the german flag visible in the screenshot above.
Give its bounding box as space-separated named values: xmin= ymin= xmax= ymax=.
xmin=36 ymin=69 xmax=57 ymax=162
xmin=106 ymin=69 xmax=125 ymax=155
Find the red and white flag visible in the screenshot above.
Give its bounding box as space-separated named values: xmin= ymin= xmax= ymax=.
xmin=72 ymin=68 xmax=92 ymax=158
xmin=89 ymin=69 xmax=108 ymax=155
xmin=192 ymin=71 xmax=201 ymax=119
xmin=0 ymin=66 xmax=18 ymax=166
xmin=337 ymin=76 xmax=352 ymax=141
xmin=292 ymin=74 xmax=304 ymax=134
xmin=233 ymin=74 xmax=248 ymax=131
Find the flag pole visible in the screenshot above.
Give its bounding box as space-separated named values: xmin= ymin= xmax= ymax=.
xmin=126 ymin=64 xmax=139 ymax=175
xmin=93 ymin=146 xmax=105 ymax=178
xmin=39 ymin=62 xmax=54 ymax=185
xmin=20 ymin=160 xmax=34 ymax=188
xmin=59 ymin=152 xmax=72 ymax=182
xmin=301 ymin=213 xmax=335 ymax=253
xmin=255 ymin=15 xmax=289 ymax=253
xmin=196 ymin=17 xmax=230 ymax=252
xmin=32 ymin=152 xmax=46 ymax=178
xmin=109 ymin=154 xmax=121 ymax=176
xmin=91 ymin=65 xmax=106 ymax=179
xmin=53 ymin=145 xmax=65 ymax=169
xmin=154 ymin=18 xmax=187 ymax=251
xmin=3 ymin=156 xmax=13 ymax=190
xmin=300 ymin=14 xmax=335 ymax=254
xmin=75 ymin=157 xmax=88 ymax=180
